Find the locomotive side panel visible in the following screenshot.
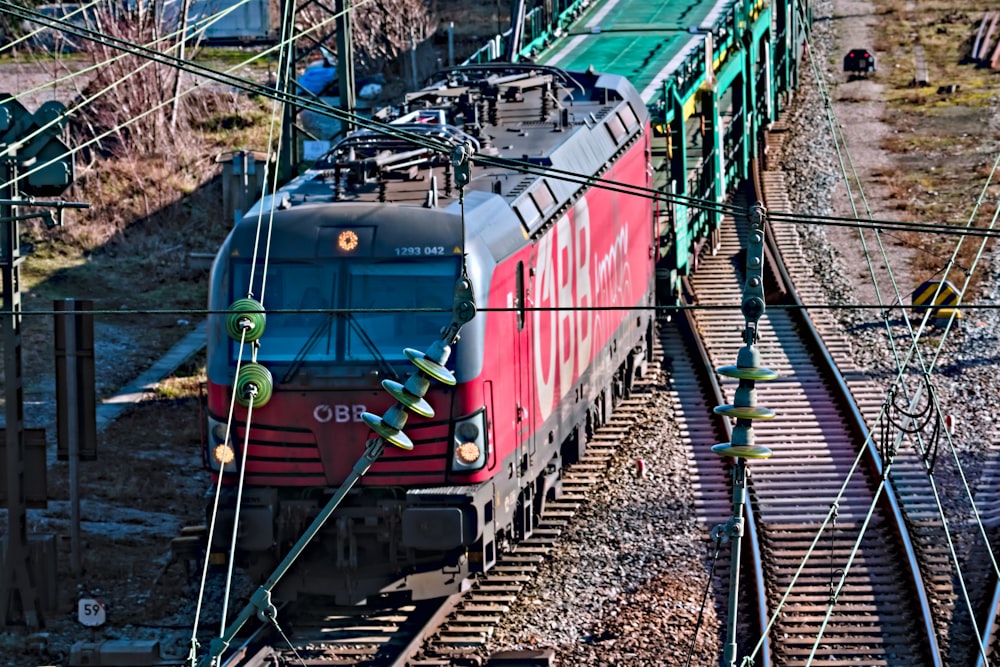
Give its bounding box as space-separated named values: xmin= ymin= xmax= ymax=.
xmin=471 ymin=127 xmax=655 ymax=551
xmin=530 ymin=130 xmax=653 ymax=428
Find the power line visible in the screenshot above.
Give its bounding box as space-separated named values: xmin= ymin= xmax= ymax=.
xmin=7 ymin=1 xmax=1000 ymax=241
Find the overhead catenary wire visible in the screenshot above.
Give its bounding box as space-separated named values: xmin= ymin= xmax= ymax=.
xmin=186 ymin=328 xmax=251 ymax=666
xmin=182 ymin=0 xmax=297 ymax=658
xmin=3 ymin=0 xmax=261 ymax=134
xmin=19 ymin=301 xmax=1000 ymax=323
xmin=2 ymin=0 xmax=272 ymax=190
xmin=0 ymin=0 xmax=102 ymax=55
xmin=1 ymin=3 xmax=996 ymax=243
xmin=184 ymin=0 xmax=310 ymax=660
xmin=890 ymin=164 xmax=1000 ymax=664
xmin=0 ymin=1 xmax=460 ymax=170
xmin=0 ymin=0 xmax=400 ymax=182
xmin=4 ymin=13 xmax=719 ymax=223
xmin=6 ymin=0 xmax=1000 ymax=246
xmin=816 ymin=32 xmax=1000 ymax=666
xmin=762 ymin=32 xmax=949 ymax=666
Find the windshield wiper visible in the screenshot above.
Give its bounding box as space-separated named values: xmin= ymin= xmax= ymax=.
xmin=281 ymin=314 xmax=333 ymax=384
xmin=344 ymin=312 xmax=400 ymax=381
xmin=280 ymin=312 xmax=400 ymax=384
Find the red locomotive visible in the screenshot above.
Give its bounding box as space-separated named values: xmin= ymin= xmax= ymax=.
xmin=204 ymin=63 xmax=656 ymax=604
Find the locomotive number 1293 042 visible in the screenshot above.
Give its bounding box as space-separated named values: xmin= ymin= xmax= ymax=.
xmin=394 ymin=246 xmax=446 ymax=256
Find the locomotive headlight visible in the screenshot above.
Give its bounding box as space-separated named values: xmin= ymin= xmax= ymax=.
xmin=456 ymin=421 xmax=479 ymax=443
xmin=456 ymin=441 xmax=481 ymax=465
xmin=451 ymin=410 xmax=487 ymax=473
xmin=214 ymin=443 xmax=236 ymax=465
xmin=208 ymin=418 xmax=237 ymax=472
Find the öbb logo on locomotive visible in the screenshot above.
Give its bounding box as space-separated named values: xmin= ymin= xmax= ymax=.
xmin=312 ymin=403 xmax=367 ymax=424
xmin=532 ymin=197 xmax=636 ymax=422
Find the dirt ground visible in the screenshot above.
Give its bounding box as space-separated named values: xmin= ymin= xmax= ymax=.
xmin=823 ymin=0 xmax=1000 ymax=308
xmin=824 ymin=0 xmax=900 ymax=309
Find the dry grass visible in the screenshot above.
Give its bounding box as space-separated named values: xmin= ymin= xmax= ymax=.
xmin=153 ymin=353 xmax=207 ymax=399
xmin=868 ymin=0 xmax=1000 ymax=293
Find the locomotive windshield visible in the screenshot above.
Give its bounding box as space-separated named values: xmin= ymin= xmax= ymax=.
xmin=230 ymin=257 xmax=460 ymax=366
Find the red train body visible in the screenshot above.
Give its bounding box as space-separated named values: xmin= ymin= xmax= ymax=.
xmin=204 ymin=64 xmax=656 ymax=604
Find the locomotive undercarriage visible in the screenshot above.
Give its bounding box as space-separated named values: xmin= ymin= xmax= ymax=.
xmin=210 ymin=463 xmax=561 ymax=605
xmin=211 ymin=483 xmax=494 ymax=605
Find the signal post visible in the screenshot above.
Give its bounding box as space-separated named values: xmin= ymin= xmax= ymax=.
xmin=0 ymin=94 xmax=79 ymax=629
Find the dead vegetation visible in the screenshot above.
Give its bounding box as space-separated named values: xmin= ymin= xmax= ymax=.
xmin=297 ymin=0 xmax=435 ymax=75
xmin=864 ymin=0 xmax=1000 ymax=292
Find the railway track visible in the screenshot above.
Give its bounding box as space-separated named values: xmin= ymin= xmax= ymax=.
xmin=217 ymin=197 xmax=953 ymax=667
xmin=662 ymin=133 xmax=945 ymax=663
xmin=763 ymin=125 xmax=971 ymax=663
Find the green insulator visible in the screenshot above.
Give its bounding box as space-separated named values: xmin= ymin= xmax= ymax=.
xmin=383 ymin=380 xmax=434 ymax=418
xmin=714 ymin=404 xmax=776 ymax=420
xmin=423 ymin=340 xmax=453 ymax=367
xmin=235 ymin=362 xmax=273 ymax=408
xmin=736 ymin=343 xmax=762 ymax=369
xmin=717 ymin=365 xmax=779 ymax=381
xmin=362 ymin=412 xmax=414 ymax=451
xmin=402 ymin=373 xmax=432 ymax=399
xmin=711 ymin=442 xmax=773 ymax=459
xmin=731 ymin=423 xmax=753 ymax=446
xmin=733 ymin=384 xmax=757 ymax=407
xmin=226 ymin=298 xmax=267 ymax=342
xmin=405 ymin=348 xmax=456 ymax=386
xmin=381 ymin=404 xmax=409 ymax=431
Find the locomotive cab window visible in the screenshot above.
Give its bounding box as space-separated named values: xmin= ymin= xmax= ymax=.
xmin=346 ymin=260 xmax=458 ymax=360
xmin=529 ymin=182 xmax=556 ymax=217
xmin=231 ymin=264 xmax=338 ymax=361
xmin=513 ymin=197 xmax=542 ymax=233
xmin=230 ymin=257 xmax=460 ymax=367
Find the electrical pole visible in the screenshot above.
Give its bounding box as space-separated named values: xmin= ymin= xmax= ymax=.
xmin=335 ymin=0 xmax=356 ymax=134
xmin=710 ymin=202 xmax=778 ymax=666
xmin=0 ymin=95 xmax=78 ymax=629
xmin=0 ymin=154 xmax=40 ymax=629
xmin=277 ymin=0 xmax=299 ymax=182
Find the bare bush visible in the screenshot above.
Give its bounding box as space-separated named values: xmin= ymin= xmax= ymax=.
xmin=68 ymin=1 xmax=203 ymax=158
xmin=297 ymin=0 xmax=435 ymax=75
xmin=28 ymin=1 xmax=275 ymax=257
xmin=58 ymin=87 xmax=269 ymax=256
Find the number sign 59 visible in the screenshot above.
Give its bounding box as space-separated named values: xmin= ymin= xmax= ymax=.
xmin=78 ymin=598 xmax=106 ymax=627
